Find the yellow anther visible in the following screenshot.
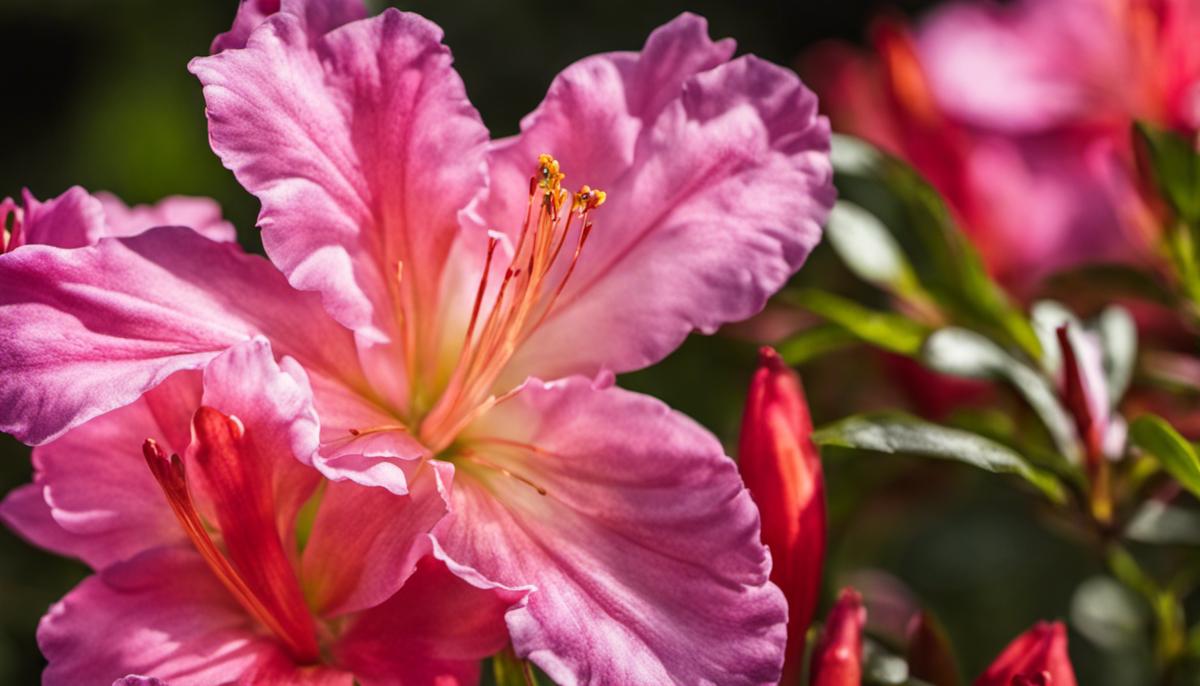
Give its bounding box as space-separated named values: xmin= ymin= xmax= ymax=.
xmin=536 ymin=153 xmax=565 ymax=192
xmin=573 ymin=185 xmax=607 ymax=213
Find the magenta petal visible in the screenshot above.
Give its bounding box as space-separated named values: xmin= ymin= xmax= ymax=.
xmin=0 ymin=226 xmax=361 ymax=445
xmin=439 ymin=377 xmax=787 ymax=685
xmin=192 ymin=7 xmax=489 ymax=354
xmin=210 ymin=0 xmax=367 ymax=53
xmin=336 ymin=546 xmax=529 ymax=686
xmin=7 ymin=187 xmax=106 ymax=250
xmin=474 ymin=14 xmax=833 ymax=385
xmin=38 ymin=547 xmax=348 ymax=686
xmin=94 ymin=192 xmax=236 ymax=243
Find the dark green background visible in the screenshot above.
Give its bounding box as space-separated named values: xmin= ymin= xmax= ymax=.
xmin=0 ymin=1 xmax=1142 ymax=684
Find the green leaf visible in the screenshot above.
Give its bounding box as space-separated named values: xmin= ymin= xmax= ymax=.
xmin=1129 ymin=414 xmax=1200 ymax=498
xmin=1135 ymin=121 xmax=1200 ymax=224
xmin=1125 ymin=500 xmax=1200 ymax=546
xmin=1070 ymin=576 xmax=1149 ymax=650
xmin=873 ymin=155 xmax=1042 ymax=360
xmin=812 ymin=412 xmax=1067 ymax=503
xmin=781 ymin=289 xmax=930 ymax=356
xmin=825 ymin=200 xmax=921 ymax=295
xmin=777 ymin=324 xmax=860 ymax=365
xmin=922 ymin=328 xmax=1080 ymax=462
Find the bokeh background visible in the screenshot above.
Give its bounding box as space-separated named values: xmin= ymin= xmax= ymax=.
xmin=0 ymin=1 xmax=1140 ymax=684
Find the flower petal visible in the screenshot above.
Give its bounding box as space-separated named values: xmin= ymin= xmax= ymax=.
xmin=438 ymin=377 xmax=787 ymax=685
xmin=0 ymin=226 xmax=362 ymax=445
xmin=210 ymin=0 xmax=366 ymax=54
xmin=916 ymin=0 xmax=1127 ymax=133
xmin=336 ymin=546 xmax=528 ymax=686
xmin=4 ymin=187 xmax=106 ymax=251
xmin=301 ymin=464 xmax=452 ymax=617
xmin=192 ymin=6 xmax=489 ymax=363
xmin=94 ymin=192 xmax=237 ymax=243
xmin=3 ymin=372 xmax=201 ymax=569
xmin=473 ymin=14 xmax=833 ymax=385
xmin=39 ymin=547 xmax=350 ymax=686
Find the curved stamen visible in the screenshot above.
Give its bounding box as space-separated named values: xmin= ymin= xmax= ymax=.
xmin=420 ymin=155 xmax=605 ymax=450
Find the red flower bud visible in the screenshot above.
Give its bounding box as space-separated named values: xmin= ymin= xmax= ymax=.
xmin=739 ymin=347 xmax=827 ymax=683
xmin=975 ymin=621 xmax=1077 ymax=686
xmin=810 ymin=588 xmax=866 ymax=686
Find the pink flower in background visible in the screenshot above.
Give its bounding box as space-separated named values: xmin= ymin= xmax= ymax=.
xmin=1 ymin=339 xmax=520 ymax=685
xmin=804 ymin=0 xmax=1200 ymax=289
xmin=0 ymin=0 xmax=834 ymax=682
xmin=1 ymin=186 xmax=233 ymax=253
xmin=739 ymin=347 xmax=827 ymax=685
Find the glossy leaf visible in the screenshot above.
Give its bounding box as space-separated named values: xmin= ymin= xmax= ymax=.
xmin=1129 ymin=414 xmax=1200 ymax=498
xmin=782 ymin=289 xmax=929 ymax=357
xmin=812 ymin=413 xmax=1066 ymax=503
xmin=922 ymin=328 xmax=1080 ymax=462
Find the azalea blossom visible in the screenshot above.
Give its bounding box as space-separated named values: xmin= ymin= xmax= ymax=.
xmin=0 ymin=0 xmax=834 ymax=682
xmin=1 ymin=339 xmax=520 ymax=684
xmin=804 ymin=0 xmax=1200 ymax=288
xmin=738 ymin=346 xmax=827 ymax=685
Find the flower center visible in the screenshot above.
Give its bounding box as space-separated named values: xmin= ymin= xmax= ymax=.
xmin=418 ymin=154 xmax=605 ymax=451
xmin=142 ymin=408 xmax=320 ymax=664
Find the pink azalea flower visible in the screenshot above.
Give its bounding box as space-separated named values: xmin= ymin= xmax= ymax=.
xmin=804 ymin=0 xmax=1200 ymax=288
xmin=0 ymin=1 xmax=834 ymax=683
xmin=1 ymin=339 xmax=521 ymax=684
xmin=1 ymin=186 xmax=234 ymax=253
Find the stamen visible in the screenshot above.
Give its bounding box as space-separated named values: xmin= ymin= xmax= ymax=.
xmin=459 ymin=448 xmax=548 ymax=496
xmin=419 ymin=154 xmax=606 ymax=450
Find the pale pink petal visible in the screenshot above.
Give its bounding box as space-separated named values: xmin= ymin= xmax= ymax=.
xmin=916 ymin=0 xmax=1129 ymax=133
xmin=4 ymin=373 xmax=201 ymax=569
xmin=94 ymin=191 xmax=237 ymax=243
xmin=473 ymin=14 xmax=833 ymax=385
xmin=336 ymin=547 xmax=528 ymax=686
xmin=191 ymin=6 xmax=489 ymax=370
xmin=39 ymin=547 xmax=350 ymax=686
xmin=0 ymin=226 xmax=363 ymax=445
xmin=438 ymin=377 xmax=787 ymax=685
xmin=210 ymin=0 xmax=366 ymax=53
xmin=301 ymin=464 xmax=452 ymax=617
xmin=5 ymin=187 xmax=106 ymax=251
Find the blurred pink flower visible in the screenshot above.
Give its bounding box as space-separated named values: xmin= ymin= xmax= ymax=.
xmin=805 ymin=0 xmax=1200 ymax=289
xmin=0 ymin=1 xmax=835 ymax=681
xmin=739 ymin=347 xmax=827 ymax=685
xmin=1 ymin=186 xmax=233 ymax=253
xmin=1 ymin=339 xmax=520 ymax=684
